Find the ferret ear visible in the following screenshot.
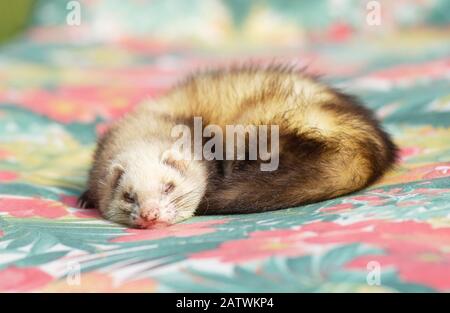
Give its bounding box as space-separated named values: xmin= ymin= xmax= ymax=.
xmin=161 ymin=149 xmax=190 ymax=173
xmin=108 ymin=163 xmax=125 ymax=189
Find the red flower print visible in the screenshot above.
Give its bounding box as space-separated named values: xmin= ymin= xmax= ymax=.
xmin=191 ymin=220 xmax=450 ymax=290
xmin=59 ymin=195 xmax=78 ymax=208
xmin=368 ymin=186 xmax=449 ymax=198
xmin=111 ymin=219 xmax=228 ymax=243
xmin=412 ymin=188 xmax=450 ymax=196
xmin=0 ymin=86 xmax=151 ymax=124
xmin=368 ymin=59 xmax=450 ymax=82
xmin=326 ymin=22 xmax=353 ymax=42
xmin=347 ymin=253 xmax=450 ymax=291
xmin=302 ymin=220 xmax=450 ymax=251
xmin=0 ymin=266 xmax=53 ymax=292
xmin=191 ymin=228 xmax=311 ymax=263
xmin=381 ymin=188 xmax=403 ymax=195
xmin=0 ymin=197 xmax=69 ymax=219
xmin=424 ymin=165 xmax=450 ymax=179
xmin=73 ymin=209 xmax=102 ymax=219
xmin=399 ymin=146 xmax=421 ymax=162
xmin=408 ymin=163 xmax=450 ymax=181
xmin=0 ymin=170 xmax=18 ymax=182
xmin=304 ymin=220 xmax=450 ymax=291
xmin=350 ymin=195 xmax=388 ymax=206
xmin=320 ymin=203 xmax=354 ymax=212
xmin=397 ymin=200 xmax=426 ymax=207
xmin=0 ymin=149 xmax=13 ymax=160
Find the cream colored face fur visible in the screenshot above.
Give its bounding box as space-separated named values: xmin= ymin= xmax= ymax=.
xmin=100 ymin=146 xmax=207 ymax=228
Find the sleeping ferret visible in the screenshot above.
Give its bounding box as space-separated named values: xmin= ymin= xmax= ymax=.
xmin=79 ymin=65 xmax=397 ymax=228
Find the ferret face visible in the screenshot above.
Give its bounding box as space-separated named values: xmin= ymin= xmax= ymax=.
xmin=100 ymin=148 xmax=207 ymax=228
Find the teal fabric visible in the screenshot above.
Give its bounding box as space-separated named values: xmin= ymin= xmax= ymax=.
xmin=0 ymin=0 xmax=449 ymax=292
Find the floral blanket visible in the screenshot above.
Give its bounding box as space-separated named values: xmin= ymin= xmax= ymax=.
xmin=0 ymin=0 xmax=450 ymax=292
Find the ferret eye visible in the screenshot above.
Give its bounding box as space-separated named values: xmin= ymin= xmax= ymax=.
xmin=123 ymin=192 xmax=136 ymax=204
xmin=163 ymin=182 xmax=175 ymax=194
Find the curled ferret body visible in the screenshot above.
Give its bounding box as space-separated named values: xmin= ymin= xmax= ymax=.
xmin=79 ymin=65 xmax=397 ymax=228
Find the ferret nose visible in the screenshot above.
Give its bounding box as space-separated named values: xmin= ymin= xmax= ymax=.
xmin=139 ymin=207 xmax=160 ymax=222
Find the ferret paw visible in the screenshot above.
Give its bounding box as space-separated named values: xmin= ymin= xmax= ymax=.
xmin=77 ymin=190 xmax=95 ymax=209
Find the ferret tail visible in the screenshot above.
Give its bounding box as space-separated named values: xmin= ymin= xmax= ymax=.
xmin=198 ymin=99 xmax=398 ymax=215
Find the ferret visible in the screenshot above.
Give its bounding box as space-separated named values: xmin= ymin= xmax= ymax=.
xmin=79 ymin=65 xmax=397 ymax=228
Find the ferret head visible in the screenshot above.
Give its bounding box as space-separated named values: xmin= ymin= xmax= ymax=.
xmin=99 ymin=145 xmax=207 ymax=228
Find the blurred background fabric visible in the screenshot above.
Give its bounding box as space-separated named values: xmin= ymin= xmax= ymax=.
xmin=0 ymin=0 xmax=449 ymax=292
xmin=26 ymin=0 xmax=450 ymax=46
